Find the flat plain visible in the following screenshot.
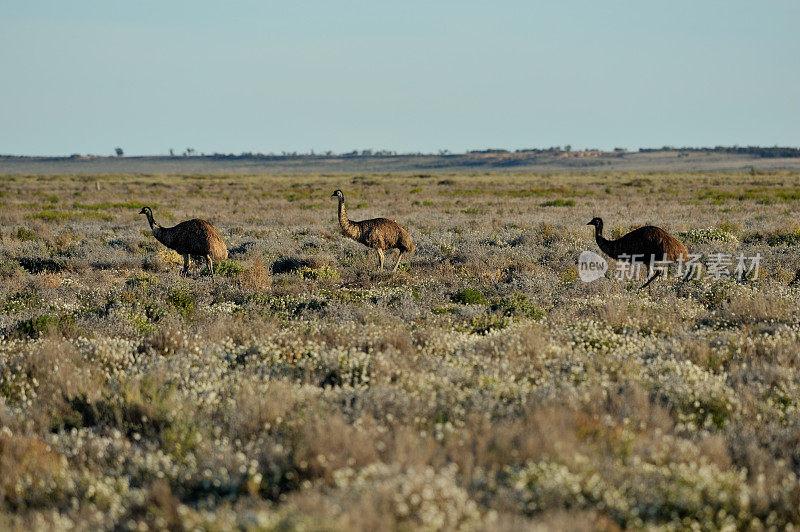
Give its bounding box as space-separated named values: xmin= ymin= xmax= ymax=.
xmin=2 ymin=169 xmax=800 ymax=529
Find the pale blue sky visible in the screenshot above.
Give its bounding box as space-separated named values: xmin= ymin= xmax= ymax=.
xmin=1 ymin=1 xmax=798 ymax=156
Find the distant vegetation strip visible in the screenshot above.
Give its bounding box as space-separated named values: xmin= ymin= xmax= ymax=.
xmin=2 ymin=145 xmax=799 ymax=160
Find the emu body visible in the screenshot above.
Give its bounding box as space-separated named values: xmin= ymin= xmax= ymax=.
xmin=332 ymin=189 xmax=415 ymax=272
xmin=139 ymin=206 xmax=228 ymax=276
xmin=587 ymin=217 xmax=689 ymax=290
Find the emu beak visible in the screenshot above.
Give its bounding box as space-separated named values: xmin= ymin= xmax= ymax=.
xmin=331 ymin=192 xmax=336 ymax=197
xmin=586 ymin=221 xmax=592 ymax=225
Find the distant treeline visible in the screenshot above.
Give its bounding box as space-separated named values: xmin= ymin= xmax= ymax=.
xmin=201 ymin=145 xmax=800 ymax=159
xmin=2 ymin=145 xmax=799 ymax=160
xmin=211 ymin=146 xmax=579 ymax=159
xmin=160 ymin=145 xmax=800 ymax=160
xmin=637 ymin=146 xmax=800 ymax=158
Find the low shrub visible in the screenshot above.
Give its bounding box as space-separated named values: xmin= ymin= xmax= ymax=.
xmin=298 ymin=264 xmax=339 ymax=280
xmin=452 ymin=288 xmax=487 ymax=305
xmin=0 ymin=259 xmax=24 ymax=279
xmin=167 ymin=286 xmax=197 ymax=317
xmin=540 ymin=198 xmax=575 ymax=207
xmin=215 ymin=259 xmax=245 ymax=277
xmin=17 ymin=313 xmax=77 ymax=338
xmin=492 ymin=294 xmax=544 ymax=319
xmin=15 ymin=227 xmax=38 ymax=241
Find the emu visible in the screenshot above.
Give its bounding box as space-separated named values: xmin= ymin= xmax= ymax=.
xmin=331 ymin=189 xmax=415 ymax=272
xmin=139 ymin=206 xmax=228 ymax=277
xmin=587 ymin=217 xmax=689 ymax=290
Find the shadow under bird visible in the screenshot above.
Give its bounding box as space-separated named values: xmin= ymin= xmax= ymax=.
xmin=139 ymin=206 xmax=228 ymax=277
xmin=331 ymin=189 xmax=415 ymax=272
xmin=587 ymin=217 xmax=690 ymax=290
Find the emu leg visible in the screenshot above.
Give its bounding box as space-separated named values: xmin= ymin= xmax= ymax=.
xmin=392 ymin=251 xmax=404 ymax=272
xmin=377 ymin=249 xmax=385 ymax=271
xmin=181 ymin=254 xmax=190 ymax=276
xmin=206 ymin=256 xmax=214 ymax=278
xmin=640 ymin=270 xmax=661 ymax=292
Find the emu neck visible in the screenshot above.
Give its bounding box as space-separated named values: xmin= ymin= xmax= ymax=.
xmin=594 ymin=225 xmax=617 ymax=259
xmin=146 ymin=214 xmax=168 ymax=246
xmin=338 ymin=199 xmax=360 ymax=240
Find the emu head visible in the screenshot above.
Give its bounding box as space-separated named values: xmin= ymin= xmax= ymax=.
xmin=587 ymin=217 xmax=603 ymax=232
xmin=138 ymin=206 xmax=156 ymax=227
xmin=331 ymin=189 xmax=344 ymax=200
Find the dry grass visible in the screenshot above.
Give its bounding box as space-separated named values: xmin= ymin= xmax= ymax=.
xmin=0 ymin=170 xmax=800 ymax=529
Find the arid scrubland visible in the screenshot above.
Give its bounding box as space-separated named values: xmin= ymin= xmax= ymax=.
xmin=2 ymin=171 xmax=800 ymax=529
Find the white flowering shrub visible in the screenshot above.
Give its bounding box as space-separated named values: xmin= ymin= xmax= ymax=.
xmin=642 ymin=357 xmax=738 ymax=429
xmin=506 ymin=458 xmax=783 ymax=529
xmin=332 ymin=463 xmax=480 ymax=529
xmin=679 ymin=228 xmax=739 ymax=244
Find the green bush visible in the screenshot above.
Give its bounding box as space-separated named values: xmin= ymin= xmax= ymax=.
xmin=742 ymin=229 xmax=800 ymax=247
xmin=215 ymin=259 xmax=246 ymax=277
xmin=15 ymin=227 xmax=38 ymax=241
xmin=130 ymin=313 xmax=156 ymax=335
xmin=452 ymin=288 xmax=487 ymax=305
xmin=465 ymin=314 xmax=512 ymax=334
xmin=125 ymin=273 xmax=157 ymax=289
xmin=137 ymin=240 xmax=159 ymax=253
xmin=0 ymin=259 xmax=24 ymax=279
xmin=766 ymin=231 xmax=800 ymax=247
xmin=2 ymin=291 xmax=37 ymax=313
xmin=540 ymin=198 xmax=575 ymax=207
xmin=17 ymin=313 xmax=77 ymax=338
xmin=492 ymin=294 xmax=544 ymax=319
xmin=167 ymin=286 xmax=197 ymax=316
xmin=129 ymin=303 xmax=166 ymax=335
xmin=297 ymin=265 xmax=339 ymax=280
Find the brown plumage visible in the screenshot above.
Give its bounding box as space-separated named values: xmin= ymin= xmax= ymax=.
xmin=331 ymin=189 xmax=415 ymax=272
xmin=139 ymin=206 xmax=228 ymax=277
xmin=587 ymin=217 xmax=689 ymax=290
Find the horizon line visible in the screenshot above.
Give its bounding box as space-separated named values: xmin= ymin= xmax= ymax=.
xmin=3 ymin=145 xmax=800 ymax=159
